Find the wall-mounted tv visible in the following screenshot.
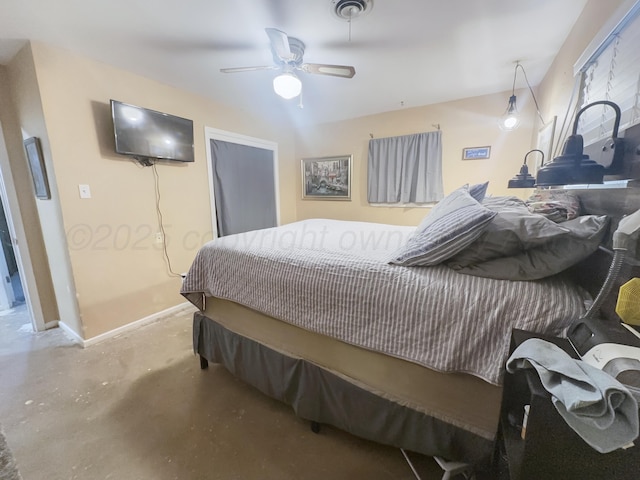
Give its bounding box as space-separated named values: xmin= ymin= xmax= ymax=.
xmin=110 ymin=100 xmax=194 ymax=163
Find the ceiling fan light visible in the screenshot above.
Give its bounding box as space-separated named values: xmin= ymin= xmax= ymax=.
xmin=273 ymin=73 xmax=302 ymax=99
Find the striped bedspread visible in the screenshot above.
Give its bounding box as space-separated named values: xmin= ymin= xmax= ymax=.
xmin=181 ymin=219 xmax=588 ymax=385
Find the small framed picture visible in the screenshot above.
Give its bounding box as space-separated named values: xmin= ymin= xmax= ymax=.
xmin=301 ymin=155 xmax=351 ymax=200
xmin=24 ymin=137 xmax=51 ymax=199
xmin=462 ymin=146 xmax=491 ymax=160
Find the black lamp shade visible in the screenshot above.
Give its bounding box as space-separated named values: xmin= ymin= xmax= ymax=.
xmin=508 ymin=164 xmax=536 ymax=188
xmin=536 ymin=134 xmax=604 ymax=186
xmin=508 ymin=149 xmax=543 ymax=189
xmin=535 ymin=100 xmax=621 ymax=187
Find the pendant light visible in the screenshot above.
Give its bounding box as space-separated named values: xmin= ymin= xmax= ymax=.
xmin=498 ymin=62 xmax=545 ymax=132
xmin=536 ymin=100 xmax=622 ymax=186
xmin=499 ymin=63 xmax=521 ymax=131
xmin=508 ymin=149 xmax=544 ymax=188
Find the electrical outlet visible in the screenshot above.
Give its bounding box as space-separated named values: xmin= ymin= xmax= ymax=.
xmin=155 ymin=232 xmax=163 ymax=244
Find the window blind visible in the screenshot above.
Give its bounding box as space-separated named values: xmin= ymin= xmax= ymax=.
xmin=578 ymin=5 xmax=640 ymax=147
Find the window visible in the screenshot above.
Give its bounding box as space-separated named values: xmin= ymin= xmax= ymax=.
xmin=367 ymin=131 xmax=443 ymax=204
xmin=576 ymin=1 xmax=640 ymax=147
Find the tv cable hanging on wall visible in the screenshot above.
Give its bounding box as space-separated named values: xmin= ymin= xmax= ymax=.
xmin=151 ymin=161 xmax=181 ymax=278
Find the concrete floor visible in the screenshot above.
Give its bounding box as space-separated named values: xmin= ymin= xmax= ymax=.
xmin=0 ymin=305 xmax=453 ymax=480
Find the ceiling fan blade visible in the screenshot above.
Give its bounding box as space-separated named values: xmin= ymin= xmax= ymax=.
xmin=301 ymin=63 xmax=356 ymax=78
xmin=220 ymin=65 xmax=279 ymax=73
xmin=265 ymin=28 xmax=294 ymax=61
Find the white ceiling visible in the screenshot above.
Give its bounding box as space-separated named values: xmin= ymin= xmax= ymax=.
xmin=0 ymin=0 xmax=589 ymax=125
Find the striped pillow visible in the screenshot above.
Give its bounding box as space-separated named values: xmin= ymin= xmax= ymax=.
xmin=391 ymin=188 xmax=497 ymax=266
xmin=469 ymin=181 xmax=489 ymax=202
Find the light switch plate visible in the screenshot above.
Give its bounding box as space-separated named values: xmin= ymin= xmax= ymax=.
xmin=78 ymin=184 xmax=91 ymax=199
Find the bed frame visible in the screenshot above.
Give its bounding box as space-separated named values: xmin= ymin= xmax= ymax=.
xmin=194 ymin=298 xmax=500 ymax=467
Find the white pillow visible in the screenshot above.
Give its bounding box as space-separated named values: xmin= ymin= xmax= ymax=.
xmin=390 ymin=188 xmax=497 ymax=266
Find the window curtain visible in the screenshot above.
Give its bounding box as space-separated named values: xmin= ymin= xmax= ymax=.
xmin=367 ymin=131 xmax=443 ymax=204
xmin=211 ymin=139 xmax=277 ymax=237
xmin=578 ymin=5 xmax=640 ymax=147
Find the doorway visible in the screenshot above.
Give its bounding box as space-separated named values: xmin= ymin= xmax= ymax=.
xmin=0 ymin=176 xmax=32 ymax=336
xmin=0 ymin=197 xmax=24 ymax=308
xmin=204 ymin=127 xmax=280 ymax=237
xmin=0 ymin=124 xmax=44 ymax=333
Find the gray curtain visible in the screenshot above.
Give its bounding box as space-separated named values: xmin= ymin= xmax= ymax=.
xmin=211 ymin=140 xmax=277 ymax=236
xmin=367 ymin=131 xmax=443 ymax=204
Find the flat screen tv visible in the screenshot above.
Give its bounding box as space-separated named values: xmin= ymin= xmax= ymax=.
xmin=110 ymin=100 xmax=194 ymax=163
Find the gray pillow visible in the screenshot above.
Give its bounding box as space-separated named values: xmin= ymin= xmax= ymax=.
xmin=391 ymin=188 xmax=497 ymax=266
xmin=447 ymin=201 xmax=570 ymax=267
xmin=450 ymin=215 xmax=609 ymax=280
xmin=482 ymin=195 xmax=526 ymax=209
xmin=469 ymin=181 xmax=489 ymax=202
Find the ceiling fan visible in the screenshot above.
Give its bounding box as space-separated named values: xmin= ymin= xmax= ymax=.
xmin=220 ymin=28 xmax=356 ymax=99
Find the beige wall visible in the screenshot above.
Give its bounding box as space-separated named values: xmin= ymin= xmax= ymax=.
xmin=294 ymin=89 xmax=537 ymax=226
xmin=7 ymin=44 xmax=79 ymax=334
xmin=7 ymin=41 xmax=297 ymax=339
xmin=535 ymin=0 xmax=627 ymax=152
xmin=0 ymin=53 xmax=60 ymax=331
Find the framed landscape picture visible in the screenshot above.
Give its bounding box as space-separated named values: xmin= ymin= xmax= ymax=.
xmin=24 ymin=137 xmax=51 ymax=199
xmin=301 ymin=155 xmax=351 ymax=200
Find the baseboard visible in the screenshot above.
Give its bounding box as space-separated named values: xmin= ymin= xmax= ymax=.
xmin=64 ymin=302 xmax=196 ymax=348
xmin=58 ymin=320 xmax=84 ymax=345
xmin=44 ymin=320 xmax=59 ymax=330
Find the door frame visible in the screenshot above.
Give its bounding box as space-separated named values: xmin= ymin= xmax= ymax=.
xmin=203 ymin=127 xmax=280 ymax=238
xmin=0 ymin=124 xmax=45 ymax=331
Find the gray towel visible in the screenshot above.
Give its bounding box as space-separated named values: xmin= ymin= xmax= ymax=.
xmin=506 ymin=338 xmax=639 ymax=453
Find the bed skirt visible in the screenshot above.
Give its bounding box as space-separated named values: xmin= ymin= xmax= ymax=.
xmin=193 ymin=311 xmax=495 ymax=465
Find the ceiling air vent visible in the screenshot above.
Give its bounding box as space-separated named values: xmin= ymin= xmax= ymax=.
xmin=331 ymin=0 xmax=373 ymax=21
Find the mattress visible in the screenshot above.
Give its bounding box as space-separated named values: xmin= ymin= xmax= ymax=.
xmin=182 ymin=219 xmax=589 ymax=385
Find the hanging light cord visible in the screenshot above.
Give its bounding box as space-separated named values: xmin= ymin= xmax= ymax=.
xmin=514 ymin=62 xmax=546 ymax=126
xmin=510 ymin=63 xmax=518 ymax=96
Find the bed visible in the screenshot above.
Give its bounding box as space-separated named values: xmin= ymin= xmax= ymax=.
xmin=180 ymin=184 xmax=628 ymax=468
